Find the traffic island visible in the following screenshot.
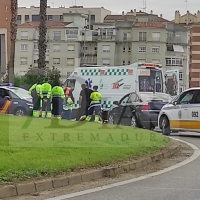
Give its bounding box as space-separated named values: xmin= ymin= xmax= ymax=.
xmin=0 ymin=115 xmax=180 ymax=198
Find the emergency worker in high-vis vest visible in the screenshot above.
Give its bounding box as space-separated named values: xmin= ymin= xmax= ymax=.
xmin=40 ymin=77 xmax=52 ymax=118
xmin=28 ymin=78 xmax=41 ymax=117
xmin=85 ymin=85 xmax=102 ymax=122
xmin=65 ymin=87 xmax=74 ymax=103
xmin=51 ymin=85 xmax=65 ymax=119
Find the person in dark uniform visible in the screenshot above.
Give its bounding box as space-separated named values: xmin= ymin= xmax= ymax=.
xmin=77 ymin=84 xmax=93 ymax=121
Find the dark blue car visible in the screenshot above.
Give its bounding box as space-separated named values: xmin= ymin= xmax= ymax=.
xmin=0 ymin=86 xmax=33 ymax=116
xmin=107 ymin=92 xmax=172 ymax=130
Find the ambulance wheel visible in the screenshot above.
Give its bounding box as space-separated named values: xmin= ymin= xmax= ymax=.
xmin=160 ymin=116 xmax=171 ymax=136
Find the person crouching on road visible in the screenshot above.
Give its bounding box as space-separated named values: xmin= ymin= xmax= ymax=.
xmin=51 ymin=85 xmax=65 ymax=120
xmin=63 ymin=97 xmax=73 ymax=120
xmin=85 ymin=85 xmax=102 ymax=123
xmin=40 ymin=77 xmax=52 ymax=118
xmin=28 ymin=77 xmax=42 ymax=117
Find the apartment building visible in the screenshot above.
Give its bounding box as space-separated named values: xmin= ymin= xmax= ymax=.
xmin=14 ymin=14 xmax=96 ymax=81
xmin=15 ymin=18 xmax=189 ymax=89
xmin=17 ymin=5 xmax=111 ymax=30
xmin=190 ymin=24 xmax=200 ymax=87
xmin=0 ymin=0 xmax=11 ymax=78
xmin=173 ymin=10 xmax=200 ymax=87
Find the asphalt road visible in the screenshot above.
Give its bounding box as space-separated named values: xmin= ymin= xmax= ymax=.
xmin=54 ymin=132 xmax=200 ymax=200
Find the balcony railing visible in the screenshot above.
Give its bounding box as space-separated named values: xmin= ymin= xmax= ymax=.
xmin=98 ymin=35 xmax=115 ymax=41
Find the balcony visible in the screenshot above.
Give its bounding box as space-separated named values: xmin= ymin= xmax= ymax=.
xmin=98 ymin=35 xmax=116 ymax=41
xmin=80 ymin=50 xmax=97 ymax=56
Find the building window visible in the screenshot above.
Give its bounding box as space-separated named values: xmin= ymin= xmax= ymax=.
xmin=128 ymin=47 xmax=131 ymax=52
xmin=82 ymin=46 xmax=88 ymax=51
xmin=175 ymin=34 xmax=181 ymax=43
xmin=152 ymin=32 xmax=160 ymax=41
xmin=102 ymin=45 xmax=110 ymax=52
xmin=25 ymin=15 xmax=29 ymax=21
xmin=100 ymin=28 xmax=115 ymax=37
xmin=34 ymin=42 xmax=38 ymax=49
xmin=94 ymin=46 xmax=97 ymax=51
xmin=67 ymin=58 xmax=75 ymax=66
xmin=21 ymin=31 xmax=28 ymax=40
xmin=17 ymin=15 xmax=21 ymax=20
xmin=53 ymin=58 xmax=60 ymax=65
xmin=139 ymin=32 xmax=147 ymax=41
xmin=152 ymin=46 xmax=160 ymax=53
xmin=128 ymin=61 xmax=131 ymax=65
xmin=179 ymin=72 xmax=183 ymax=80
xmin=53 ymin=44 xmax=61 ymax=52
xmin=90 ymin=15 xmax=95 ymax=21
xmin=90 ymin=25 xmax=93 ymax=30
xmin=20 ymin=57 xmax=27 ymax=65
xmin=34 ymin=60 xmax=38 ymax=63
xmin=138 ymin=46 xmax=146 ymax=53
xmin=67 ymin=72 xmax=72 ymax=78
xmin=102 ymin=58 xmax=110 ymax=65
xmin=48 ymin=15 xmax=53 ymax=21
xmin=179 ymin=86 xmax=183 ymax=93
xmin=122 ymin=60 xmax=126 ymax=65
xmin=166 ymin=58 xmax=183 ymax=66
xmin=60 ymin=15 xmax=63 ymax=20
xmin=66 ymin=29 xmax=78 ymax=39
xmin=67 ymin=44 xmax=75 ymax=51
xmin=53 ymin=31 xmax=61 ymax=40
xmin=123 ymin=47 xmax=125 ymax=52
xmin=32 ymin=15 xmax=40 ymax=21
xmin=124 ymin=32 xmax=131 ymax=40
xmin=20 ymin=44 xmax=28 ymax=51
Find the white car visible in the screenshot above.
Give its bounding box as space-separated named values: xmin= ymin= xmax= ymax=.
xmin=158 ymin=88 xmax=200 ymax=135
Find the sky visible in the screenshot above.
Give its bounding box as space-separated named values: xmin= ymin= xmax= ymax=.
xmin=18 ymin=0 xmax=200 ymax=20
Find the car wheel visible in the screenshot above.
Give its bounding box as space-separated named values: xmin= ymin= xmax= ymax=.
xmin=14 ymin=107 xmax=26 ymax=116
xmin=131 ymin=115 xmax=137 ymax=127
xmin=160 ymin=116 xmax=171 ymax=135
xmin=108 ymin=114 xmax=115 ymax=124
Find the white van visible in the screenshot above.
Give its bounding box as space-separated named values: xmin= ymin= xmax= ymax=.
xmin=64 ymin=62 xmax=166 ymax=117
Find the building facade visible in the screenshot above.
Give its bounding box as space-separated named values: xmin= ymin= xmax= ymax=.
xmin=0 ymin=0 xmax=11 ymax=79
xmin=173 ymin=10 xmax=200 ymax=87
xmin=190 ymin=24 xmax=200 ymax=87
xmin=17 ymin=5 xmax=111 ymax=30
xmin=15 ymin=19 xmax=189 ymax=89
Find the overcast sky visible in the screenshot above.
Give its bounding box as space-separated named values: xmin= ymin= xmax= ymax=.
xmin=18 ymin=0 xmax=200 ymax=20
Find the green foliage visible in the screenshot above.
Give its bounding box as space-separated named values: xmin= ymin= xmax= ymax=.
xmin=4 ymin=66 xmax=62 ymax=88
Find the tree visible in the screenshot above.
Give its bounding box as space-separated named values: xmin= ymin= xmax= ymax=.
xmin=38 ymin=0 xmax=47 ymax=75
xmin=8 ymin=0 xmax=18 ymax=84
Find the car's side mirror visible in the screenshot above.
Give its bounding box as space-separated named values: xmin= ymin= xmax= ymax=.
xmin=172 ymin=101 xmax=177 ymax=106
xmin=113 ymin=101 xmax=119 ymax=105
xmin=4 ymin=96 xmax=10 ymax=100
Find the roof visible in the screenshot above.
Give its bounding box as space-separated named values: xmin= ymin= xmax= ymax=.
xmin=104 ymin=14 xmax=170 ymax=22
xmin=18 ymin=21 xmax=72 ymax=28
xmin=134 ymin=22 xmax=167 ymax=28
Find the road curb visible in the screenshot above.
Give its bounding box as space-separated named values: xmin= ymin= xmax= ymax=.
xmin=0 ymin=144 xmax=181 ymax=199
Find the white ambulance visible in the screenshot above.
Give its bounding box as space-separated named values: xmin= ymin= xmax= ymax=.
xmin=158 ymin=87 xmax=200 ymax=135
xmin=64 ymin=62 xmax=165 ymax=115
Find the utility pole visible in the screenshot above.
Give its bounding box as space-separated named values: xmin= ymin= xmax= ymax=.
xmin=143 ymin=0 xmax=146 ymax=12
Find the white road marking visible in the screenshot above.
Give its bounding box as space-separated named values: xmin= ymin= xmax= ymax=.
xmin=45 ymin=138 xmax=200 ymax=200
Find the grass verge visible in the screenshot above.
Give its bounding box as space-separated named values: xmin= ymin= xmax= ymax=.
xmin=0 ymin=114 xmax=170 ymax=184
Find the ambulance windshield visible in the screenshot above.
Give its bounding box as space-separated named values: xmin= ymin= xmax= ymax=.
xmin=138 ymin=69 xmax=163 ymax=92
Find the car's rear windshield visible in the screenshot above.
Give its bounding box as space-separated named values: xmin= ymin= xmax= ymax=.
xmin=140 ymin=93 xmax=172 ymax=103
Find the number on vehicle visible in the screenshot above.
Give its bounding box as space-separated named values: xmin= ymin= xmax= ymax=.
xmin=192 ymin=111 xmax=198 ymax=117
